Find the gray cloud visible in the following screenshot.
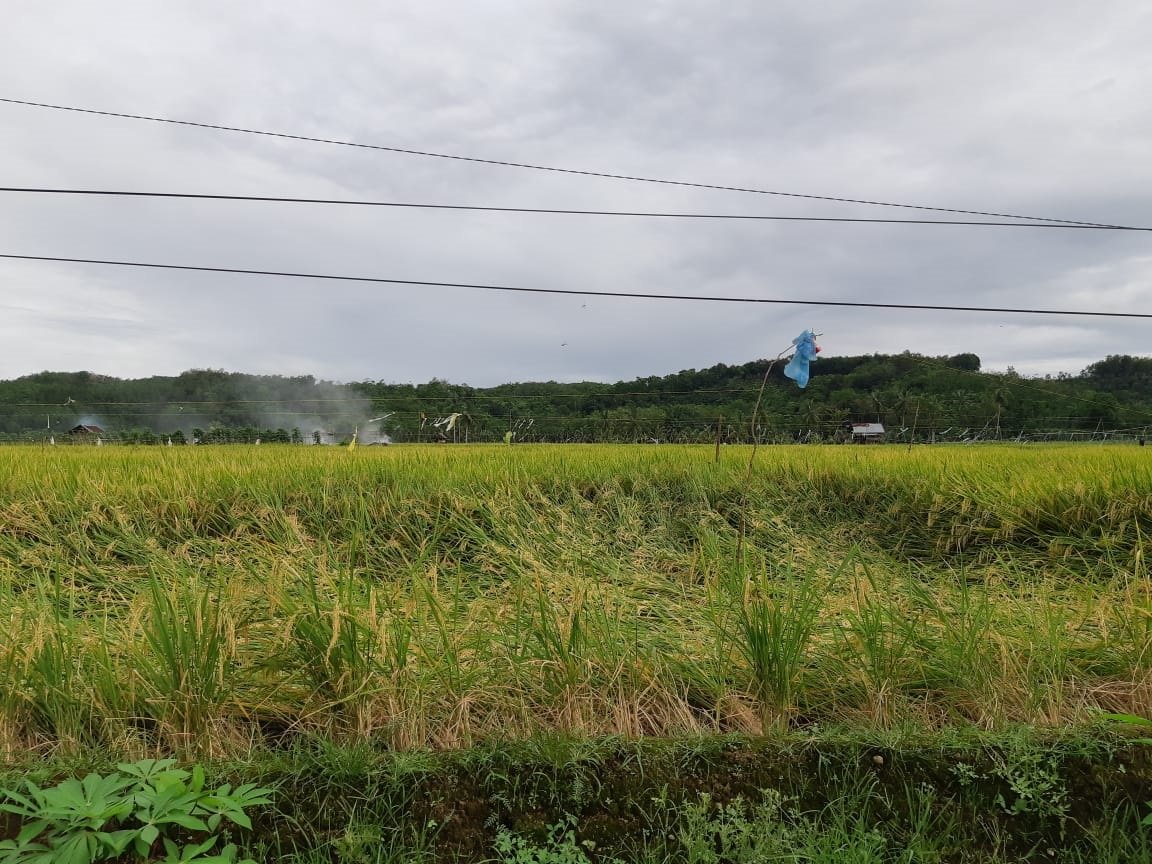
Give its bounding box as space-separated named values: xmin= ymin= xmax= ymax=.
xmin=1 ymin=0 xmax=1150 ymax=386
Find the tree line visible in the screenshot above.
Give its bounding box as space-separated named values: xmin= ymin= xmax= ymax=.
xmin=0 ymin=353 xmax=1149 ymax=444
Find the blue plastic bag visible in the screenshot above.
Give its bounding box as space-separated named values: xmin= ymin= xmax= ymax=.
xmin=783 ymin=330 xmax=819 ymax=388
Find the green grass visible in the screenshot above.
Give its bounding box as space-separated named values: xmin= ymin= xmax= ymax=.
xmin=47 ymin=731 xmax=1141 ymax=863
xmin=1 ymin=443 xmax=1150 ymax=757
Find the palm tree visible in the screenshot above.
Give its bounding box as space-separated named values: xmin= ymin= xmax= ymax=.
xmin=993 ymin=386 xmax=1008 ymax=439
xmin=890 ymin=387 xmax=910 ymax=427
xmin=870 ymin=390 xmax=888 ymax=424
xmin=799 ymin=400 xmax=821 ymax=435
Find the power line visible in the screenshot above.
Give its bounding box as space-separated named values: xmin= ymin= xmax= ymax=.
xmin=5 ymin=409 xmax=1144 ymax=427
xmin=10 ymin=406 xmax=1147 ymax=423
xmin=23 ymin=415 xmax=1136 ymax=427
xmin=3 ymin=252 xmax=1151 ymax=319
xmin=0 ymin=402 xmax=1129 ymax=422
xmin=0 ymin=387 xmax=769 ymax=408
xmin=0 ymin=97 xmax=1128 ymax=229
xmin=0 ymin=382 xmax=1131 ymax=410
xmin=2 ymin=186 xmax=1149 ymax=231
xmin=4 ymin=419 xmax=1146 ymax=439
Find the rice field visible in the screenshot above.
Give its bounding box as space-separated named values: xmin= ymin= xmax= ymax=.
xmin=1 ymin=443 xmax=1150 ymax=760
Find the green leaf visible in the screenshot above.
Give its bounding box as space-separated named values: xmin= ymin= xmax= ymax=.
xmin=232 ymin=785 xmax=273 ymax=806
xmin=166 ymin=813 xmax=211 ymax=832
xmin=181 ymin=836 xmax=220 ymax=858
xmin=153 ymin=774 xmax=191 ymax=796
xmin=227 ymin=811 xmax=252 ymax=830
xmin=0 ymin=837 xmax=50 ymax=859
xmin=16 ymin=820 xmax=50 ymax=844
xmin=54 ymin=832 xmax=96 ymax=864
xmin=0 ymin=788 xmax=40 ymax=817
xmin=96 ymin=828 xmax=137 ymax=855
xmin=1100 ymin=712 xmax=1152 ymax=726
xmin=118 ymin=759 xmax=183 ymax=782
xmin=141 ymin=823 xmax=161 ymax=846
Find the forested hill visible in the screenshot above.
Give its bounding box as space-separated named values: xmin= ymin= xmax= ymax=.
xmin=2 ymin=353 xmax=1150 ymax=443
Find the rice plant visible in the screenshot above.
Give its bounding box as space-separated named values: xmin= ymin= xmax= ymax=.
xmin=0 ymin=443 xmax=1147 ymax=756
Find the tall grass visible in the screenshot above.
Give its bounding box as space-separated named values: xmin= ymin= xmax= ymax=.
xmin=723 ymin=559 xmax=825 ymax=731
xmin=0 ymin=443 xmax=1149 ymax=757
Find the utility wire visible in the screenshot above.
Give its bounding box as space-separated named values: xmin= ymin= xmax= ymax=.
xmin=0 ymin=405 xmax=1123 ymax=423
xmin=0 ymin=97 xmax=1128 ymax=229
xmin=9 ymin=413 xmax=1142 ymax=431
xmin=0 ymin=388 xmax=771 ymax=408
xmin=11 ymin=412 xmax=1147 ymax=427
xmin=2 ymin=186 xmax=1149 ymax=231
xmin=3 ymin=252 xmax=1151 ymax=319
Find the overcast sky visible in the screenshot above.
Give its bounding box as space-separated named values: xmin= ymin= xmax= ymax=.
xmin=1 ymin=1 xmax=1150 ymax=386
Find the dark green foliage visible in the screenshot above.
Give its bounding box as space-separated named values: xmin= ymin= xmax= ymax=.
xmin=1084 ymin=355 xmax=1152 ymax=392
xmin=0 ymin=759 xmax=271 ymax=863
xmin=67 ymin=732 xmax=1147 ymax=863
xmin=947 ymin=353 xmax=982 ymax=372
xmin=1 ymin=352 xmax=1150 ymax=443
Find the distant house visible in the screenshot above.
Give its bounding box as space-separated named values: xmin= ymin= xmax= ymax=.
xmin=850 ymin=422 xmax=885 ymax=443
xmin=68 ymin=424 xmax=105 ymax=442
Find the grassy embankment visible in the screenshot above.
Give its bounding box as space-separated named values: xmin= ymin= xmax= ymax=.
xmin=1 ymin=444 xmax=1151 ymax=861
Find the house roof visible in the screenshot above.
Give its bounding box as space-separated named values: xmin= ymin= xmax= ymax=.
xmin=69 ymin=424 xmax=105 ymax=434
xmin=851 ymin=423 xmax=886 ymax=435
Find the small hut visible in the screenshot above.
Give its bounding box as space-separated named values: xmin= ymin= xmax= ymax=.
xmin=68 ymin=424 xmax=105 ymax=443
xmin=850 ymin=422 xmax=886 ymax=444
